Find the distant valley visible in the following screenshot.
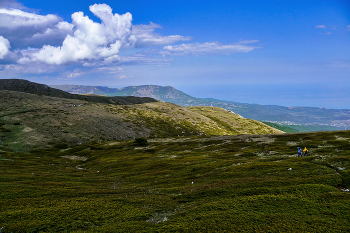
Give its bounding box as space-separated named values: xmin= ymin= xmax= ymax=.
xmin=52 ymin=84 xmax=350 ymax=131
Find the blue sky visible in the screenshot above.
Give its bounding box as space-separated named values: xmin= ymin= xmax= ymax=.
xmin=0 ymin=0 xmax=349 ymax=108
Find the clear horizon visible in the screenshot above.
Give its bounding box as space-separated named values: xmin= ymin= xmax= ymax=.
xmin=0 ymin=0 xmax=349 ymax=109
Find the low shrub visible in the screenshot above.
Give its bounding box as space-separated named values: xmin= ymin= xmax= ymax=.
xmin=1 ymin=129 xmax=11 ymax=133
xmin=239 ymin=152 xmax=256 ymax=157
xmin=54 ymin=143 xmax=69 ymax=149
xmin=340 ymin=170 xmax=350 ymax=187
xmin=134 ymin=138 xmax=148 ymax=147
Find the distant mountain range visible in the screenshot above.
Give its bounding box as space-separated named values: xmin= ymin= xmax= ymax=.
xmin=52 ymin=84 xmax=350 ymax=130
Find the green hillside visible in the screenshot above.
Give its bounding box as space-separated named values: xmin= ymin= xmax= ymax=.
xmin=0 ymin=88 xmax=281 ymax=152
xmin=1 ymin=130 xmax=350 ymax=232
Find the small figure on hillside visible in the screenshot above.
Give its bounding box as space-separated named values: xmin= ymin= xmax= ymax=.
xmin=297 ymin=147 xmax=302 ymax=157
xmin=303 ymin=147 xmax=308 ymax=157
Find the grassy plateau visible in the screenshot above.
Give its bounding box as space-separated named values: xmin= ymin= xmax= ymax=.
xmin=1 ymin=130 xmax=350 ymax=232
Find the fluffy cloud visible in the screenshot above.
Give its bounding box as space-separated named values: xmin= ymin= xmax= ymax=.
xmin=0 ymin=2 xmax=259 ymax=69
xmin=19 ymin=4 xmax=133 ymax=65
xmin=0 ymin=36 xmax=10 ymax=59
xmin=131 ymin=22 xmax=192 ymax=46
xmin=161 ymin=41 xmax=260 ymax=56
xmin=19 ymin=4 xmax=192 ymax=65
xmin=315 ymin=25 xmax=326 ymax=29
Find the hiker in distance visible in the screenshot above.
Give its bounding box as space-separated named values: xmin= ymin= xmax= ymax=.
xmin=297 ymin=147 xmax=302 ymax=157
xmin=303 ymin=147 xmax=308 ymax=156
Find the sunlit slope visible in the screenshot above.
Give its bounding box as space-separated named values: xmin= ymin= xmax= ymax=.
xmin=0 ymin=90 xmax=282 ymax=151
xmin=188 ymin=106 xmax=283 ymax=135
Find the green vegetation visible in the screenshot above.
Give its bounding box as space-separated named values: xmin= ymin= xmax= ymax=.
xmin=1 ymin=80 xmax=349 ymax=231
xmin=134 ymin=138 xmax=148 ymax=146
xmin=1 ymin=130 xmax=350 ymax=232
xmin=0 ymin=90 xmax=282 ymax=152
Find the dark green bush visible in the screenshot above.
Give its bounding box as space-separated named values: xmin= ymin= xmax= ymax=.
xmin=134 ymin=138 xmax=148 ymax=146
xmin=239 ymin=152 xmax=256 ymax=157
xmin=1 ymin=128 xmax=11 ymax=133
xmin=54 ymin=143 xmax=69 ymax=149
xmin=340 ymin=170 xmax=350 ymax=187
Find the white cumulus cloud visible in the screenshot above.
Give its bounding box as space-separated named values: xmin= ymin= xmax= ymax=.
xmin=315 ymin=25 xmax=326 ymax=29
xmin=20 ymin=4 xmax=133 ymax=65
xmin=161 ymin=41 xmax=260 ymax=56
xmin=19 ymin=4 xmax=191 ymax=65
xmin=0 ymin=2 xmax=260 ymax=70
xmin=0 ymin=36 xmax=11 ymax=59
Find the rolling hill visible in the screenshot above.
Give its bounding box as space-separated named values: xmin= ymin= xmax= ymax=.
xmin=0 ymin=79 xmax=282 ymax=151
xmin=52 ymin=84 xmax=350 ymax=131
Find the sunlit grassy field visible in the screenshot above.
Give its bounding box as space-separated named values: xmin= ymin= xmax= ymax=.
xmin=1 ymin=131 xmax=350 ymax=232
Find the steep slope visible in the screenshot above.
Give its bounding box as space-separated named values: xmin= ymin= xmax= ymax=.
xmin=52 ymin=84 xmax=350 ymax=129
